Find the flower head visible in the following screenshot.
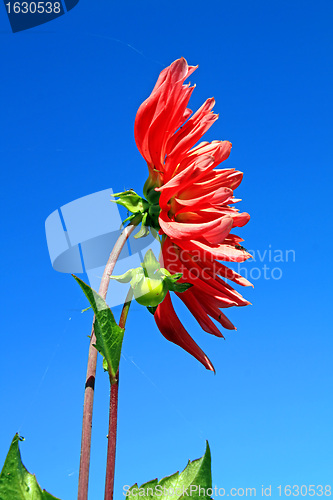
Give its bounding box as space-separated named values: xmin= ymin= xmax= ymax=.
xmin=134 ymin=58 xmax=252 ymax=371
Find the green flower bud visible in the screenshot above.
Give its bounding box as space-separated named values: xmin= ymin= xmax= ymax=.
xmin=109 ymin=250 xmax=193 ymax=310
xmin=132 ymin=277 xmax=167 ymax=307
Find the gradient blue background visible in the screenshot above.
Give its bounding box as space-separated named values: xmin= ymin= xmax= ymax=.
xmin=0 ymin=0 xmax=332 ymax=498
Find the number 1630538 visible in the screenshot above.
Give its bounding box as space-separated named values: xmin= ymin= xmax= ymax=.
xmin=5 ymin=2 xmax=61 ymax=14
xmin=276 ymin=485 xmax=331 ymax=496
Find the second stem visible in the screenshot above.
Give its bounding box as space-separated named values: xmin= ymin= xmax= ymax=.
xmin=104 ymin=289 xmax=133 ymax=500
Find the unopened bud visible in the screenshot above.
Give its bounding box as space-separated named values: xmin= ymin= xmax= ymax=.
xmin=110 ymin=249 xmax=192 ymax=309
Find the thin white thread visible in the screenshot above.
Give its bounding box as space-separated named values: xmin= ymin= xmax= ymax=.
xmin=86 ymin=33 xmax=165 ymax=68
xmin=121 ymin=351 xmax=205 ymax=440
xmin=17 ymin=297 xmax=82 ymax=433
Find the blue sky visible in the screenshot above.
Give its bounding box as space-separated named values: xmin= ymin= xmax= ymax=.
xmin=0 ymin=0 xmax=332 ymax=498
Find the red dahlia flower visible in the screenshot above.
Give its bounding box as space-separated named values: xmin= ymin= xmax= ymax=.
xmin=134 ymin=57 xmax=252 ymax=371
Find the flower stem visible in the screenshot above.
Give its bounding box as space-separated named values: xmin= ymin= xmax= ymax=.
xmin=104 ymin=381 xmax=119 ymax=500
xmin=78 ymin=219 xmax=139 ymax=500
xmin=104 ymin=288 xmax=133 ymax=500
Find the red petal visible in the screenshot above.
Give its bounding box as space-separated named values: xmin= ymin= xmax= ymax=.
xmin=176 ymin=290 xmax=224 ymax=338
xmin=175 ymin=187 xmax=233 ymax=209
xmin=148 ymin=84 xmax=194 ymax=172
xmin=188 ymin=140 xmax=232 ymax=167
xmin=166 ymin=98 xmax=218 ymax=159
xmin=174 ymin=238 xmax=251 ymax=262
xmin=197 ymin=259 xmax=253 ymax=287
xmin=192 ymin=290 xmax=237 ymax=330
xmin=178 ymin=253 xmax=250 ymax=306
xmin=159 ymin=210 xmax=227 ymax=241
xmin=180 ymin=169 xmax=243 ymax=199
xmin=134 ymin=58 xmax=198 ymax=171
xmin=157 ymin=155 xmax=215 ymax=210
xmin=163 ymin=249 xmax=238 ymax=308
xmin=155 ymin=292 xmax=215 ymax=371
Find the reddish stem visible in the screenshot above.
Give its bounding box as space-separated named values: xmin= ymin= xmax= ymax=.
xmin=78 ymin=220 xmax=139 ymax=500
xmin=104 ymin=289 xmax=133 ymax=500
xmin=104 ymin=381 xmax=119 ymax=500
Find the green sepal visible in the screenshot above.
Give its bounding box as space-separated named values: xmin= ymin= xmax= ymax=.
xmin=0 ymin=434 xmax=60 ymax=499
xmin=73 ymin=276 xmax=124 ymax=383
xmin=145 ymin=187 xmax=160 ymax=205
xmin=165 ymin=276 xmax=193 ymax=293
xmin=147 ymin=212 xmax=161 ymax=232
xmin=125 ymin=442 xmax=212 ymax=499
xmin=157 ymin=269 xmax=177 ymax=279
xmin=112 ymin=189 xmax=148 ymax=214
xmin=147 ymin=305 xmax=158 ymax=315
xmin=134 ymin=212 xmax=150 ymax=239
xmin=166 ymin=280 xmax=193 ymax=293
xmin=121 ymin=213 xmax=137 ymax=226
xmin=129 ymin=269 xmax=145 ymax=289
xmin=112 ymin=188 xmax=161 ymax=233
xmin=142 ymin=249 xmax=160 ymax=276
xmin=148 ymin=204 xmax=161 ymax=216
xmin=109 ymin=269 xmax=136 ymax=283
xmin=157 ymin=269 xmax=193 ymax=294
xmin=134 ymin=226 xmax=150 ymax=239
xmin=150 ymin=227 xmax=161 ymax=244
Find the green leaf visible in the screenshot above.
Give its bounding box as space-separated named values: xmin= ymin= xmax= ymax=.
xmin=125 ymin=442 xmax=212 ymax=499
xmin=73 ymin=276 xmax=125 ymax=383
xmin=103 ymin=358 xmax=109 ymax=372
xmin=81 ymin=306 xmax=92 ymax=313
xmin=0 ymin=435 xmax=60 ymax=500
xmin=112 ymin=189 xmax=148 ymax=214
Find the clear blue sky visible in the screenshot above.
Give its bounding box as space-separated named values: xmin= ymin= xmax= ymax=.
xmin=0 ymin=1 xmax=332 ymax=498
